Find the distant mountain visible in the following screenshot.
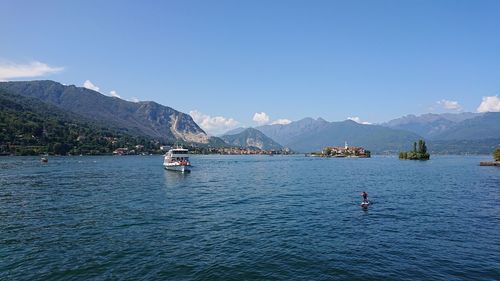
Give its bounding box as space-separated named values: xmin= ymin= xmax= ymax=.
xmin=0 ymin=80 xmax=211 ymax=144
xmin=383 ymin=112 xmax=483 ymax=139
xmin=253 ymin=118 xmax=420 ymax=153
xmin=427 ymin=138 xmax=500 ymax=155
xmin=222 ymin=127 xmax=247 ymax=136
xmin=431 ymin=112 xmax=500 ymax=140
xmin=284 ymin=120 xmax=422 ymax=153
xmin=256 ymin=117 xmax=330 ymax=146
xmin=385 ymin=112 xmax=481 ymax=126
xmin=437 ymin=112 xmax=483 ymax=123
xmin=3 ymin=80 xmax=497 ymax=155
xmin=221 ymin=128 xmax=283 ymax=150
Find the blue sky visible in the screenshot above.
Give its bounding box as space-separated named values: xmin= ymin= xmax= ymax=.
xmin=1 ymin=0 xmax=499 ymax=134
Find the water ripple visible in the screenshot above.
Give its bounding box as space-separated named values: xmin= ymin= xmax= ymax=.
xmin=0 ymin=155 xmax=499 ymax=280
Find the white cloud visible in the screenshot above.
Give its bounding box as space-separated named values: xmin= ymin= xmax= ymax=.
xmin=271 ymin=118 xmax=292 ymax=125
xmin=109 ymin=90 xmax=121 ymax=98
xmin=477 ymin=95 xmax=500 ymax=112
xmin=189 ymin=110 xmax=239 ymax=136
xmin=130 ymin=97 xmax=140 ymax=103
xmin=83 ymin=80 xmax=100 ymax=92
xmin=0 ymin=61 xmax=63 ymax=80
xmin=347 ymin=116 xmax=371 ymax=125
xmin=437 ymin=99 xmax=461 ymax=110
xmin=253 ymin=112 xmax=270 ymax=125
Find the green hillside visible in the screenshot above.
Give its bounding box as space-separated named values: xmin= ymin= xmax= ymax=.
xmin=0 ymin=80 xmax=209 ymax=143
xmin=0 ymin=90 xmax=157 ymax=155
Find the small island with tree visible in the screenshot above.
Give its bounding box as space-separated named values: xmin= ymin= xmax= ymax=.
xmin=399 ymin=139 xmax=430 ymax=160
xmin=480 ymin=148 xmax=500 ymax=166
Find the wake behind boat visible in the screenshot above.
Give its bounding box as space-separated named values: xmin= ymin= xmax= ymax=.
xmin=163 ymin=147 xmax=191 ymax=172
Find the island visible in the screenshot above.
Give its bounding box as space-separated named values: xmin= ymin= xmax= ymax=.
xmin=309 ymin=142 xmax=371 ymax=158
xmin=399 ymin=139 xmax=430 ymax=160
xmin=479 ymin=148 xmax=500 ymax=166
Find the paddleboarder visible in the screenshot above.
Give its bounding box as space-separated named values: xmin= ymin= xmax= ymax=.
xmin=361 ymin=191 xmax=368 ymax=203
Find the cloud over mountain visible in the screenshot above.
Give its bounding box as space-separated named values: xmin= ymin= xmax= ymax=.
xmin=271 ymin=118 xmax=292 ymax=125
xmin=0 ymin=61 xmax=63 ymax=80
xmin=437 ymin=99 xmax=461 ymax=110
xmin=83 ymin=80 xmax=100 ymax=92
xmin=347 ymin=116 xmax=371 ymax=124
xmin=189 ymin=110 xmax=239 ymax=136
xmin=477 ymin=95 xmax=500 ymax=112
xmin=109 ymin=90 xmax=121 ymax=98
xmin=253 ymin=112 xmax=270 ymax=125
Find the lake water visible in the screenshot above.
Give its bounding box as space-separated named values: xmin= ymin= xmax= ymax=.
xmin=1 ymin=155 xmax=499 ymax=280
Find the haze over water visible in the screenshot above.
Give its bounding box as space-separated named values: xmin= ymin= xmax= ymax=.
xmin=1 ymin=155 xmax=498 ymax=280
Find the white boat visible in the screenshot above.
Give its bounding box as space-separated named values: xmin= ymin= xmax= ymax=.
xmin=163 ymin=147 xmax=191 ymax=172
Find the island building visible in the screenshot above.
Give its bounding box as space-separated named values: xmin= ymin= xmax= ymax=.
xmin=322 ymin=141 xmax=369 ymax=157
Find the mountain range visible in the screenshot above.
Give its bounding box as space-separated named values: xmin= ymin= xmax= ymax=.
xmin=382 ymin=112 xmax=485 ymax=139
xmin=0 ymin=80 xmax=223 ymax=146
xmin=381 ymin=112 xmax=500 ymax=153
xmin=0 ymin=80 xmax=498 ymax=155
xmin=254 ymin=118 xmax=422 ymax=153
xmin=429 ymin=113 xmax=500 ymax=141
xmin=224 ymin=118 xmax=421 ymax=153
xmin=223 ymin=113 xmax=500 ymax=154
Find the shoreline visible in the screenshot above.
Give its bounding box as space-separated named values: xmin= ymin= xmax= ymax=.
xmin=0 ymin=152 xmax=295 ymax=157
xmin=479 ymin=161 xmax=500 ymax=166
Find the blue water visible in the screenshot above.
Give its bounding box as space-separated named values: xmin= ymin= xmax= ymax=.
xmin=1 ymin=155 xmax=499 ymax=280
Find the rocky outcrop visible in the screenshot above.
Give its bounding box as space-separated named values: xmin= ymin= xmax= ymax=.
xmin=0 ymin=80 xmax=209 ymax=143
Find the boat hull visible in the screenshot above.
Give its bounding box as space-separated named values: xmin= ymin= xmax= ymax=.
xmin=164 ymin=164 xmax=191 ymax=172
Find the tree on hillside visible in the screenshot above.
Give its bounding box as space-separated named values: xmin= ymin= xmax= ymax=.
xmin=494 ymin=148 xmax=500 ymax=162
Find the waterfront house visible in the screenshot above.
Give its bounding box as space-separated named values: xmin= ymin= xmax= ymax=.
xmin=323 ymin=142 xmax=369 ymax=157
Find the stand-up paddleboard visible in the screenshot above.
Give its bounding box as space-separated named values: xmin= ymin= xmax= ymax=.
xmin=361 ymin=201 xmax=369 ymax=208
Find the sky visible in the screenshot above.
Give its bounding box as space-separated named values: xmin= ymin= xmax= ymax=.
xmin=1 ymin=0 xmax=499 ymax=135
